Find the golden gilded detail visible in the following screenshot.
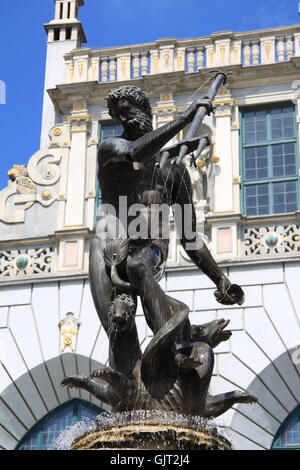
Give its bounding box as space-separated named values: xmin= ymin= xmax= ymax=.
xmin=92 ymin=63 xmax=97 ymax=79
xmin=75 ymin=102 xmax=84 ymax=111
xmin=164 ymin=51 xmax=169 ymax=67
xmin=42 ymin=190 xmax=51 ymax=200
xmin=59 ymin=313 xmax=80 ymax=354
xmin=220 ymin=46 xmax=225 ymax=62
xmin=177 ymin=54 xmax=182 ymax=69
xmin=53 ymin=127 xmax=62 ymax=136
xmin=121 ymin=58 xmax=126 ymax=76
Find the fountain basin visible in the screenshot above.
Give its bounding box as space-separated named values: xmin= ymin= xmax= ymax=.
xmin=70 ymin=412 xmax=232 ymax=450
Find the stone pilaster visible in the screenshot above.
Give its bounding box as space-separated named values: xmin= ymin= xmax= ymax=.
xmin=213 ymin=93 xmax=235 ymax=214
xmin=64 ymin=102 xmax=91 ymax=228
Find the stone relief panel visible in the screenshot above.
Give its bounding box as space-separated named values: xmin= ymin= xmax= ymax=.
xmin=0 ymin=246 xmax=55 ymax=277
xmin=243 ymin=223 xmax=300 ymax=258
xmin=0 ymin=149 xmax=63 ymax=224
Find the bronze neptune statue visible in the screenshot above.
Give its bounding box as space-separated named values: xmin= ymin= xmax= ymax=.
xmin=62 ymin=73 xmax=257 ymax=418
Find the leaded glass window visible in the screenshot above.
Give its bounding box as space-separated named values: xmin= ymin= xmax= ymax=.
xmin=240 ymin=103 xmax=299 ymax=216
xmin=272 ymin=406 xmax=300 ymax=449
xmin=17 ymin=400 xmax=102 ymax=450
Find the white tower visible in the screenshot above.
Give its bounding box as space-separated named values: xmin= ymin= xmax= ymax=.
xmin=40 ymin=0 xmax=87 ymax=148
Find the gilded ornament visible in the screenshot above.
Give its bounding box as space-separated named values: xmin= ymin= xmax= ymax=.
xmin=197 ymin=159 xmax=206 ymax=168
xmin=92 ymin=63 xmax=97 ymax=79
xmin=59 ymin=312 xmax=81 ymax=354
xmin=42 ymin=190 xmax=51 ymax=200
xmin=164 ymin=51 xmax=169 ymax=67
xmin=121 ymin=58 xmax=126 ymax=76
xmin=177 ymin=54 xmax=182 ymax=69
xmin=220 ymin=46 xmax=225 ymax=62
xmin=75 ymin=102 xmax=84 ymax=111
xmin=53 ymin=127 xmax=62 ymax=136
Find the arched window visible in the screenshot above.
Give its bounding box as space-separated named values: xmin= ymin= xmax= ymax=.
xmin=272 ymin=406 xmax=300 ymax=449
xmin=17 ymin=400 xmax=102 ymax=450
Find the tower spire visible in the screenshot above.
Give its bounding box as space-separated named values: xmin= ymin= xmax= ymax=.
xmin=45 ymin=0 xmax=86 ymax=46
xmin=41 ymin=0 xmax=87 ymax=148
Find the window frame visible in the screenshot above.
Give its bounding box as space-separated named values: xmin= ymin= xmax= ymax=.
xmin=239 ymin=102 xmax=299 ymax=217
xmin=272 ymin=406 xmax=300 ymax=450
xmin=17 ymin=399 xmax=102 ymax=450
xmin=94 ymin=121 xmax=123 ymax=223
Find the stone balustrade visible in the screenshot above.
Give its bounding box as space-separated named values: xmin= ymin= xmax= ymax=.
xmin=63 ymin=25 xmax=300 ymax=84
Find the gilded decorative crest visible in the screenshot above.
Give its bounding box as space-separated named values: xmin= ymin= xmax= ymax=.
xmin=59 ymin=312 xmax=81 ymax=353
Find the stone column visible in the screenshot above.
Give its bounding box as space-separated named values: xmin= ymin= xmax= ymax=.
xmin=252 ymin=40 xmax=260 ymax=65
xmin=196 ymin=46 xmax=205 ymax=70
xmin=243 ymin=40 xmax=251 ymax=66
xmin=187 ymin=48 xmax=195 ymax=73
xmin=101 ymin=58 xmax=109 ymax=82
xmin=286 ymin=34 xmax=294 ymax=61
xmin=132 ymin=53 xmax=140 ymax=79
xmin=277 ymin=36 xmax=285 ymax=62
xmin=141 ymin=52 xmax=149 ymax=75
xmin=109 ymin=57 xmax=117 ymax=81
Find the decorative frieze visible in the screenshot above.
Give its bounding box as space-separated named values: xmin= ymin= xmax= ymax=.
xmin=0 ymin=246 xmax=55 ymax=277
xmin=243 ymin=224 xmax=300 ymax=258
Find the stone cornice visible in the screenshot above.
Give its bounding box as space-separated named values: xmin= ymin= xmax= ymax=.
xmin=0 ymin=227 xmax=92 ymax=249
xmin=48 ymin=59 xmax=300 ymax=114
xmin=206 ymin=211 xmax=300 ymax=227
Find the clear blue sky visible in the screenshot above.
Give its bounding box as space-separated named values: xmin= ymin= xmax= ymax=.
xmin=0 ymin=0 xmax=299 ymax=190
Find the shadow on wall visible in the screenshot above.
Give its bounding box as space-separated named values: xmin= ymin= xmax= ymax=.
xmin=230 ymin=348 xmax=300 ymax=450
xmin=0 ymin=353 xmax=106 ymax=450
